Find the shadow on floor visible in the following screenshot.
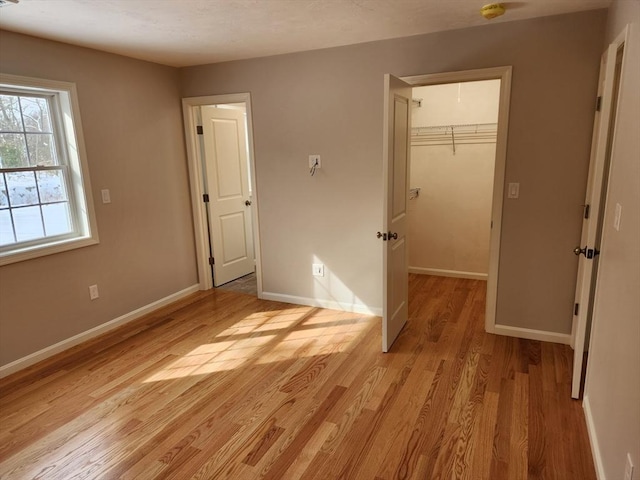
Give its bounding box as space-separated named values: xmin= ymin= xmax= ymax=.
xmin=216 ymin=272 xmax=257 ymax=296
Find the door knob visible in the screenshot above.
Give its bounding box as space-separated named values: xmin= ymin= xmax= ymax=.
xmin=574 ymin=246 xmax=599 ymax=259
xmin=388 ymin=232 xmax=398 ymax=240
xmin=245 ymin=200 xmax=252 ymax=206
xmin=377 ymin=231 xmax=387 ymax=241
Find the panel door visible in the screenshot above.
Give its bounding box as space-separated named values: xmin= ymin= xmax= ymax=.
xmin=571 ymin=43 xmax=620 ymax=398
xmin=201 ymin=106 xmax=255 ymax=286
xmin=382 ymin=75 xmax=412 ymax=352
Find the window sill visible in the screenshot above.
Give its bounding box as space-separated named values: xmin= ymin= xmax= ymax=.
xmin=0 ymin=235 xmax=99 ymax=266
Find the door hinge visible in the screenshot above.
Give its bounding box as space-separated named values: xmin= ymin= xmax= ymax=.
xmin=196 ymin=125 xmax=203 ymax=135
xmin=202 ymin=193 xmax=209 ymax=203
xmin=596 ymin=96 xmax=602 ymax=112
xmin=584 ymin=204 xmax=590 ymax=219
xmin=574 ymin=303 xmax=579 ymax=315
xmin=209 ymin=257 xmax=215 ymax=265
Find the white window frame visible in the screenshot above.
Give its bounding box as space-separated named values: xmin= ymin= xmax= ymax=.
xmin=0 ymin=74 xmax=98 ymax=265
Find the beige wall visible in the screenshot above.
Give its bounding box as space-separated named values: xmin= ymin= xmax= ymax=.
xmin=0 ymin=31 xmax=197 ymax=366
xmin=409 ymin=81 xmax=499 ymax=276
xmin=583 ymin=0 xmax=640 ymax=478
xmin=181 ymin=10 xmax=607 ymax=333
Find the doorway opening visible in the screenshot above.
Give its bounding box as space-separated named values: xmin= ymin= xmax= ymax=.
xmin=401 ymin=67 xmax=512 ymax=335
xmin=408 ymin=80 xmax=500 ymax=284
xmin=182 ymin=94 xmax=263 ymax=297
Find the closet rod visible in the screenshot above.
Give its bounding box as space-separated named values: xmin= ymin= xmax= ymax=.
xmin=411 ymin=122 xmax=497 ymax=154
xmin=411 ymin=122 xmax=497 ymax=131
xmin=412 ymin=134 xmax=497 ymax=141
xmin=412 ymin=140 xmax=497 ymax=147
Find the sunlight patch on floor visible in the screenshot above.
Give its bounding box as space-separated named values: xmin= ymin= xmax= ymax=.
xmin=142 ymin=308 xmax=374 ymax=382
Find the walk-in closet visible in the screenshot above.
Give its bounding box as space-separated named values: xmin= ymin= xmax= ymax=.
xmin=409 ymin=80 xmax=500 ymax=281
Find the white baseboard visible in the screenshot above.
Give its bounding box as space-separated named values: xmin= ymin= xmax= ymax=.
xmin=261 ymin=292 xmax=382 ymax=317
xmin=487 ymin=323 xmax=572 ymax=345
xmin=583 ymin=395 xmax=606 ymax=480
xmin=0 ymin=284 xmax=200 ymax=379
xmin=408 ymin=266 xmax=488 ymax=281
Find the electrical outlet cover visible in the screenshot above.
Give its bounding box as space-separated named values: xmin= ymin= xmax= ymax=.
xmin=312 ymin=263 xmax=324 ymax=277
xmin=89 ymin=284 xmax=99 ymax=300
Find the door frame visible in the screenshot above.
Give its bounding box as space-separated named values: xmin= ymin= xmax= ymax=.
xmin=182 ymin=93 xmax=263 ymax=295
xmin=402 ymin=66 xmax=512 ymax=334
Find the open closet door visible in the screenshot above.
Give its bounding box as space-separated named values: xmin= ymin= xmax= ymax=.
xmin=381 ymin=74 xmax=412 ymax=352
xmin=571 ymin=40 xmax=622 ymax=399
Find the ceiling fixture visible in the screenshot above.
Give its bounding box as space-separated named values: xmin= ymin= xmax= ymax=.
xmin=480 ymin=3 xmax=506 ymax=19
xmin=0 ymin=0 xmax=19 ymax=6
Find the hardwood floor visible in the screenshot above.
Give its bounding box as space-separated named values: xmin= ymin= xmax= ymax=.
xmin=0 ymin=274 xmax=596 ymax=479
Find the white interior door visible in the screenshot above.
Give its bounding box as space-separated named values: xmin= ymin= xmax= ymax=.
xmin=571 ymin=43 xmax=621 ymax=399
xmin=382 ymin=74 xmax=412 ymax=352
xmin=201 ymin=106 xmax=255 ymax=287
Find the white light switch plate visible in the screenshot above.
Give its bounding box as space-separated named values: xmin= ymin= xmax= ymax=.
xmin=101 ymin=189 xmax=111 ymax=204
xmin=614 ymin=203 xmax=622 ymax=231
xmin=508 ymin=182 xmax=520 ymax=199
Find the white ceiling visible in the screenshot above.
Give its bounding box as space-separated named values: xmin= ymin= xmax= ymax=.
xmin=0 ymin=0 xmax=611 ymax=67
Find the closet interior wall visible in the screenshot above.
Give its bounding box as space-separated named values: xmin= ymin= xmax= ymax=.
xmin=409 ymin=80 xmax=500 ymax=279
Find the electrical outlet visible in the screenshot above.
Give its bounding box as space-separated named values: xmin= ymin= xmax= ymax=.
xmin=89 ymin=284 xmax=99 ymax=300
xmin=625 ymin=453 xmax=634 ymax=480
xmin=308 ymin=155 xmax=321 ymax=169
xmin=312 ymin=263 xmax=324 ymax=277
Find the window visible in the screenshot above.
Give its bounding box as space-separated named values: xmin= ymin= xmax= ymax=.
xmin=0 ymin=74 xmax=98 ymax=265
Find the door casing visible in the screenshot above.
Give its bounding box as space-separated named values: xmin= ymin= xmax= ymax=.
xmin=182 ymin=93 xmax=263 ymax=295
xmin=402 ymin=66 xmax=512 ymax=336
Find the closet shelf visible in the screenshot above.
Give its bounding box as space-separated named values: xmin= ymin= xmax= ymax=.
xmin=411 ymin=122 xmax=497 ymax=153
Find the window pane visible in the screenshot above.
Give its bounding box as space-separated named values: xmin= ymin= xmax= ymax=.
xmin=37 ymin=170 xmax=67 ymax=203
xmin=0 ymin=95 xmax=22 ymax=131
xmin=0 ymin=133 xmax=28 ymax=168
xmin=6 ymin=171 xmax=39 ymax=206
xmin=0 ymin=209 xmax=14 ymax=245
xmin=42 ymin=202 xmax=72 ymax=236
xmin=13 ymin=205 xmax=44 ymax=242
xmin=0 ymin=176 xmax=8 ymax=208
xmin=20 ymin=96 xmax=52 ymax=133
xmin=26 ymin=133 xmax=57 ymax=166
